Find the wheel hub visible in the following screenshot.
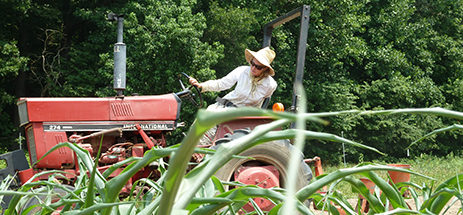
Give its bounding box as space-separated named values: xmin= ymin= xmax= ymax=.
xmin=234 ymin=166 xmax=279 ymax=212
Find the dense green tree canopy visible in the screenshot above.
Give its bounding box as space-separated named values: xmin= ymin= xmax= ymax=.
xmin=1 ymin=0 xmax=462 ymax=163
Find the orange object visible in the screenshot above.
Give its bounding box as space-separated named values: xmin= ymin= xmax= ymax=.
xmin=304 ymin=156 xmax=326 ymax=191
xmin=387 ymin=164 xmax=411 ymax=199
xmin=357 ymin=178 xmax=381 ymax=213
xmin=304 ymin=156 xmax=323 ymax=177
xmin=357 ymin=178 xmax=373 ymax=213
xmin=360 ymin=178 xmax=376 ymax=195
xmin=272 ymin=103 xmax=284 ymax=112
xmin=387 ymin=164 xmax=411 ymax=184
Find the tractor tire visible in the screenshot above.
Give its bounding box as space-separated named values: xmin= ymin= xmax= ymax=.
xmin=214 ymin=129 xmax=313 ymax=192
xmin=21 ymin=185 xmax=74 ymax=215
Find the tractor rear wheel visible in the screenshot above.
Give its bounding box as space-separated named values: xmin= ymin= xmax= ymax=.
xmin=214 ymin=129 xmax=313 ymax=211
xmin=21 ymin=185 xmax=75 ymax=215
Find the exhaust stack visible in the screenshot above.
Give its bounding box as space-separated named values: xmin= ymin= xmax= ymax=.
xmin=108 ymin=13 xmax=126 ymax=97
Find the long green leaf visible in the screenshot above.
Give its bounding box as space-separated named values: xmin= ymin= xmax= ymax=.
xmin=101 ymin=156 xmax=143 ymax=179
xmin=33 ymin=142 xmax=107 ymax=191
xmin=256 ymin=129 xmax=384 ymax=155
xmin=164 ymin=107 xmax=383 ymax=214
xmin=137 ymin=193 xmax=163 ymax=215
xmin=188 ymin=186 xmax=309 ymax=215
xmin=159 ymin=108 xmax=291 ymax=215
xmin=4 ymin=180 xmax=82 ymax=214
xmin=296 ymin=164 xmax=433 ymax=202
xmin=360 ymin=107 xmax=463 ymax=120
xmin=311 ymin=192 xmax=343 ymax=215
xmin=366 ymin=171 xmax=408 ymax=211
xmin=375 ymin=208 xmax=424 ymax=214
xmin=282 ymin=83 xmax=307 ymax=215
xmin=342 ymin=176 xmax=384 ymax=213
xmin=407 ymin=124 xmax=463 ymax=149
xmin=85 ymin=134 xmax=104 ymax=209
xmin=328 ymin=190 xmax=357 ymax=214
xmin=174 ymin=118 xmax=291 ymax=209
xmin=425 ymin=173 xmax=463 ymax=213
xmin=61 ymin=201 xmax=137 ymax=215
xmin=102 ymin=146 xmax=176 ymax=214
xmin=425 ymin=188 xmax=461 ymax=214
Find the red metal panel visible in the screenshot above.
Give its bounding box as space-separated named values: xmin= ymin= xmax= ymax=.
xmin=21 ymin=97 xmax=110 ymax=122
xmin=214 ymin=117 xmax=277 ymax=141
xmin=31 ymin=122 xmax=74 ymax=169
xmin=20 ymin=94 xmax=180 ymax=123
xmin=18 ymin=168 xmax=37 ymax=184
xmin=109 ymin=94 xmax=180 ymax=121
xmin=39 ymin=131 xmax=74 ymax=169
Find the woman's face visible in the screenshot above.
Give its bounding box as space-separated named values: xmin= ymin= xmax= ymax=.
xmin=250 ymin=58 xmax=267 ymax=76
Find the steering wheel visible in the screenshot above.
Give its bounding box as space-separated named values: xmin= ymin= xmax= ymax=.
xmin=176 ymin=72 xmax=203 ymax=107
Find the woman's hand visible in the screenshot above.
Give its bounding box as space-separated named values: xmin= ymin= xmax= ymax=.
xmin=189 ymin=77 xmax=202 ymax=88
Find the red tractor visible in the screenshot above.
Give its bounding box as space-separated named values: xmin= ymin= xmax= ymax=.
xmin=0 ymin=5 xmax=317 ymax=212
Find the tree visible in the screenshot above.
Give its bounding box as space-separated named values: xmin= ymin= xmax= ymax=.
xmin=0 ymin=41 xmax=29 ymax=151
xmin=1 ymin=0 xmax=463 ymax=162
xmin=0 ymin=0 xmax=31 ymax=150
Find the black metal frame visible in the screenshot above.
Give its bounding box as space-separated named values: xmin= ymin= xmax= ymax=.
xmin=262 ymin=5 xmax=311 ymax=115
xmin=0 ymin=149 xmax=30 ymax=209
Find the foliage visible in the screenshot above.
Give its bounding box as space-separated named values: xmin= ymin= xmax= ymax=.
xmin=200 ymin=2 xmax=258 ymax=78
xmin=0 ymin=41 xmax=29 ymax=150
xmin=55 ymin=0 xmax=222 ymax=98
xmin=310 ymin=108 xmax=463 ymax=215
xmin=1 ymin=0 xmax=463 ymax=162
xmin=322 ymin=153 xmax=463 ymax=199
xmin=3 ymin=107 xmax=463 ymax=214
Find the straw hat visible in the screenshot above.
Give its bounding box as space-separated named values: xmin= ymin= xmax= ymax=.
xmin=245 ymin=47 xmax=276 ymax=76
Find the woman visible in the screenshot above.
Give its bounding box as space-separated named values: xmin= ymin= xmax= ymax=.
xmin=189 ymin=47 xmax=277 ymax=109
xmin=189 ymin=47 xmax=278 ymax=145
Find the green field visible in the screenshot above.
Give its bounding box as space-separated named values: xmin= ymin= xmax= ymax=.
xmin=316 ymin=153 xmax=463 ymax=198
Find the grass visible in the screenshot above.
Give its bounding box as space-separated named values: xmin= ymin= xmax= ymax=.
xmin=318 ymin=153 xmax=463 ymax=198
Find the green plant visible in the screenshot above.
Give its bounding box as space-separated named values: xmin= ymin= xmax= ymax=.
xmin=3 ymin=105 xmax=463 ymax=214
xmin=309 ymin=107 xmax=463 ymax=214
xmin=322 ymin=154 xmax=463 ymax=200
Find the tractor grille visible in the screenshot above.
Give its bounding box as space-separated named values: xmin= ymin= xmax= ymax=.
xmin=27 ymin=127 xmax=37 ymax=164
xmin=55 ymin=134 xmax=68 ymax=154
xmin=18 ymin=100 xmax=29 ymax=126
xmin=111 ymin=103 xmax=134 ymax=116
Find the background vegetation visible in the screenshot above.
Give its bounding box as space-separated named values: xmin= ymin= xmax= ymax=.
xmin=1 ymin=0 xmax=463 ymax=164
xmin=324 ymin=153 xmax=463 ymax=198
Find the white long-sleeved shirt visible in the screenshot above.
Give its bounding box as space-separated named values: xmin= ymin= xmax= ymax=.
xmin=201 ymin=66 xmax=277 ymax=107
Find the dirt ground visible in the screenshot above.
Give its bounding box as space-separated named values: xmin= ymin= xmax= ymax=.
xmin=312 ymin=197 xmax=462 ymax=214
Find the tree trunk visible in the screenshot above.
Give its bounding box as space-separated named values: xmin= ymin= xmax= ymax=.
xmin=12 ymin=21 xmax=29 ymax=151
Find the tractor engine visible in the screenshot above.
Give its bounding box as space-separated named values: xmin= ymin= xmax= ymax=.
xmin=16 ymin=94 xmax=182 ymax=182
